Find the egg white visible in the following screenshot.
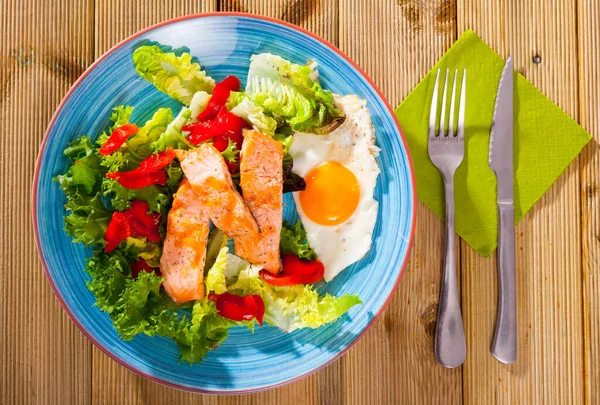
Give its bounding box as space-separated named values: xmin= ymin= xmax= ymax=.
xmin=289 ymin=94 xmax=380 ymax=281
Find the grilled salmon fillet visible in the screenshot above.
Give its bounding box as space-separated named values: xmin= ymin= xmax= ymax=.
xmin=160 ymin=178 xmax=210 ymax=304
xmin=177 ymin=145 xmax=259 ymax=238
xmin=234 ymin=130 xmax=283 ymax=273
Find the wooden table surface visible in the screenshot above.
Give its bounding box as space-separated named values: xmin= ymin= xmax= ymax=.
xmin=1 ymin=1 xmax=599 ymax=404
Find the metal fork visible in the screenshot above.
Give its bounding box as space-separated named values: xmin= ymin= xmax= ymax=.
xmin=428 ymin=68 xmax=467 ymax=368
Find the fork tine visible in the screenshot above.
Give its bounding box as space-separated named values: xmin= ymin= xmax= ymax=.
xmin=428 ymin=69 xmax=441 ymax=139
xmin=457 ymin=69 xmax=467 ymax=139
xmin=438 ymin=69 xmax=450 ymax=137
xmin=448 ymin=69 xmax=458 ymax=137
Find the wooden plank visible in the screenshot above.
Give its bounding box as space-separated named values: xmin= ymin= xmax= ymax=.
xmin=339 ymin=1 xmax=462 ymax=404
xmin=91 ymin=1 xmax=218 ymax=403
xmin=0 ymin=1 xmax=94 ymax=404
xmin=457 ymin=1 xmax=585 ymax=403
xmin=577 ymin=1 xmax=600 ymax=403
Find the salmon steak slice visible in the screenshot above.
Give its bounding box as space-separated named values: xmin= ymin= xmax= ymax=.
xmin=177 ymin=145 xmax=259 ymax=239
xmin=160 ymin=178 xmax=210 ymax=304
xmin=234 ymin=130 xmax=283 ymax=273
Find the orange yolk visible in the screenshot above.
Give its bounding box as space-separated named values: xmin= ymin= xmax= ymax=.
xmin=299 ymin=162 xmax=360 ymax=226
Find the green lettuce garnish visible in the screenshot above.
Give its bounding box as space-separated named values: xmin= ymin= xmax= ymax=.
xmin=99 ymin=107 xmax=174 ymax=172
xmin=53 ymin=136 xmax=110 ymax=246
xmin=205 ymin=247 xmax=229 ymax=294
xmin=245 ymin=53 xmax=345 ymax=134
xmin=132 ymin=45 xmax=215 ymax=105
xmin=150 ymin=108 xmax=194 ymax=152
xmin=85 ymin=246 xmax=237 ymax=364
xmin=280 ymin=221 xmax=316 ymax=260
xmin=229 ymin=97 xmax=278 ymax=136
xmin=225 ymin=257 xmax=360 ymax=332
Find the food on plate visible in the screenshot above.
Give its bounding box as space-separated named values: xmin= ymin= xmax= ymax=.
xmin=234 ymin=129 xmax=283 ymax=273
xmin=289 ymin=95 xmax=380 ymax=281
xmin=54 ymin=44 xmax=379 ymax=364
xmin=160 ymin=179 xmax=210 ymax=304
xmin=176 ymin=146 xmax=259 ymax=238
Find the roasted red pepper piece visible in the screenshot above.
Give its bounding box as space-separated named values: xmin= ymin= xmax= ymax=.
xmin=133 ymin=148 xmax=176 ymax=173
xmin=131 ymin=258 xmax=161 ymax=279
xmin=197 ymin=76 xmax=241 ymax=121
xmin=128 ymin=200 xmax=161 ymax=242
xmin=183 ymin=107 xmax=249 ymax=147
xmin=105 ymin=149 xmax=175 ymax=189
xmin=106 ymin=170 xmax=167 ymax=189
xmin=99 ymin=124 xmax=139 ymax=156
xmin=210 ymin=293 xmax=265 ymax=326
xmin=260 ymin=254 xmax=325 ymax=286
xmin=104 ymin=201 xmax=161 ymax=251
xmin=104 ymin=211 xmax=132 ymax=252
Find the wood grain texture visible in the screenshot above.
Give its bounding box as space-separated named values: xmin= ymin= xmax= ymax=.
xmin=3 ymin=0 xmax=599 ymax=403
xmin=94 ymin=0 xmax=217 ymax=56
xmin=220 ymin=0 xmax=338 ymax=44
xmin=0 ymin=1 xmax=94 ymax=404
xmin=577 ymin=0 xmax=600 ymax=403
xmin=457 ymin=1 xmax=585 ymax=404
xmin=339 ymin=1 xmax=462 ymax=403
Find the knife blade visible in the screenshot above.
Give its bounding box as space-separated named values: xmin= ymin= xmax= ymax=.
xmin=489 ymin=56 xmax=517 ymax=364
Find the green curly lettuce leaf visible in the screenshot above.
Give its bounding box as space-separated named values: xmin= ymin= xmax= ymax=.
xmin=85 ymin=246 xmax=239 ymax=364
xmin=245 ymin=53 xmax=345 ymax=134
xmin=53 ymin=136 xmax=110 ymax=246
xmin=132 ymin=45 xmax=215 ymax=105
xmin=280 ymin=221 xmax=316 ymax=260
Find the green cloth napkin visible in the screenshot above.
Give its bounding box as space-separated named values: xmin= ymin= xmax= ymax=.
xmin=395 ymin=30 xmax=591 ymax=256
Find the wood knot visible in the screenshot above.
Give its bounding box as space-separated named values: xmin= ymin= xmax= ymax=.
xmin=11 ymin=47 xmax=35 ymax=68
xmin=397 ymin=0 xmax=424 ymax=32
xmin=281 ymin=0 xmax=319 ymax=26
xmin=43 ymin=55 xmax=86 ymax=82
xmin=585 ymin=183 xmax=597 ymax=198
xmin=434 ymin=0 xmax=456 ymax=34
xmin=383 ymin=311 xmax=396 ymax=335
xmin=420 ymin=303 xmax=438 ymax=342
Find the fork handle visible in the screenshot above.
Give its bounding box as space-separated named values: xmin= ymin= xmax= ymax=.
xmin=434 ymin=179 xmax=466 ymax=368
xmin=492 ymin=203 xmax=517 ymax=364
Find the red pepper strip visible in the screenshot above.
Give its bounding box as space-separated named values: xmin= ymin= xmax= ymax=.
xmin=104 ymin=201 xmax=161 ymax=252
xmin=182 ymin=120 xmax=224 ymax=145
xmin=210 ymin=292 xmax=265 ymax=326
xmin=104 ymin=211 xmax=132 ymax=252
xmin=129 ymin=200 xmax=160 ymax=232
xmin=260 ymin=254 xmax=325 ymax=286
xmin=197 ymin=76 xmax=241 ymax=121
xmin=133 ymin=148 xmax=176 ymax=174
xmin=99 ymin=124 xmax=139 ymax=156
xmin=128 ymin=200 xmax=161 ymax=242
xmin=183 ymin=107 xmax=250 ymax=148
xmin=131 ymin=258 xmax=161 ymax=279
xmin=106 ymin=170 xmax=167 ymax=189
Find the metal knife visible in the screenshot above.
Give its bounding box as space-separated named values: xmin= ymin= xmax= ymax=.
xmin=489 ymin=56 xmax=517 ymax=364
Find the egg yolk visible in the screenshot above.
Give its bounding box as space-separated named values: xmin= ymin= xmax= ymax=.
xmin=299 ymin=162 xmax=360 ymax=226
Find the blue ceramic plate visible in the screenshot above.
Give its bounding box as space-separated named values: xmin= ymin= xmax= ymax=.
xmin=33 ymin=13 xmax=416 ymax=393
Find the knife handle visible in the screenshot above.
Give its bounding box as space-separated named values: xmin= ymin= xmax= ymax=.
xmin=492 ymin=202 xmax=517 ymax=364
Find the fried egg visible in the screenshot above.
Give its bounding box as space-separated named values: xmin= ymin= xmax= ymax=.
xmin=289 ymin=94 xmax=380 ymax=281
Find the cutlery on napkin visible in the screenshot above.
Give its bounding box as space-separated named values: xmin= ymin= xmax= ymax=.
xmin=396 ymin=30 xmax=591 ymax=257
xmin=395 ymin=30 xmax=591 ymax=364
